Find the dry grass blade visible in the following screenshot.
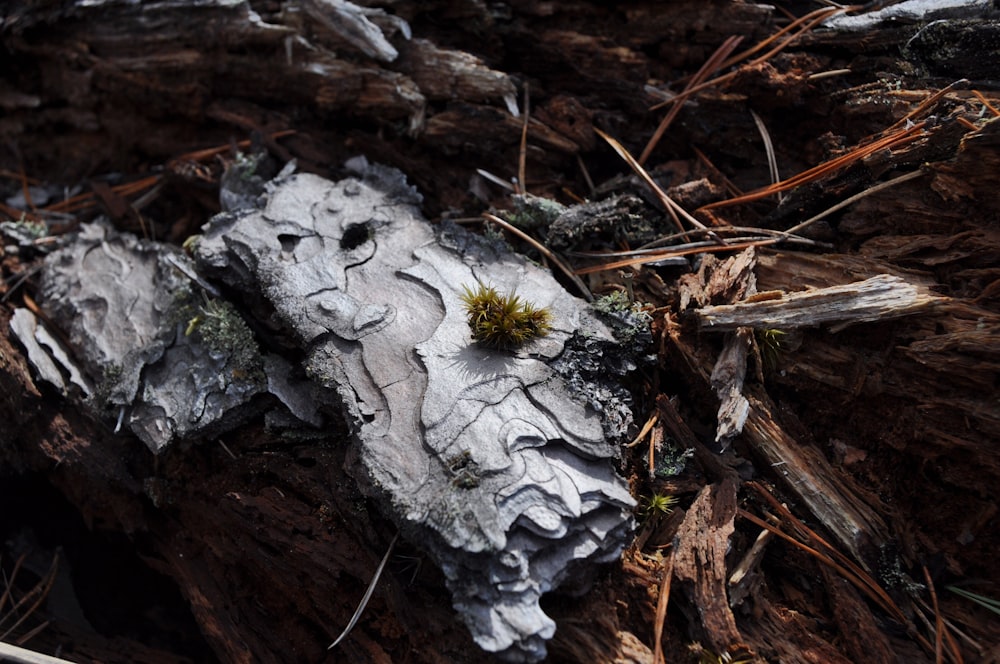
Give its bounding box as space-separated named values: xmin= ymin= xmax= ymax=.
xmin=750 ymin=110 xmax=781 ymax=200
xmin=328 ymin=532 xmax=399 ymax=650
xmin=475 ymin=168 xmax=516 ymax=192
xmin=481 ymin=212 xmax=592 ymax=300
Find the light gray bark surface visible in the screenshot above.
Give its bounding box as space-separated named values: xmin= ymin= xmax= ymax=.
xmin=192 ymin=163 xmax=636 ymax=661
xmin=25 ymin=161 xmax=637 ymax=662
xmin=33 ymin=224 xmax=277 ymax=451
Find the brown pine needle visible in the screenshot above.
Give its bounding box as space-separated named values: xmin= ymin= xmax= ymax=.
xmin=745 ymin=482 xmax=912 ymax=627
xmin=627 ymin=412 xmax=658 ymax=448
xmin=482 ymin=212 xmax=592 ymax=300
xmin=925 ymin=566 xmax=945 ymax=664
xmin=43 ymin=130 xmax=296 ymax=215
xmin=922 ymin=566 xmax=965 ymax=664
xmin=652 ymin=548 xmax=675 ymax=664
xmin=649 ymin=6 xmax=849 ymax=114
xmin=699 ymin=121 xmax=926 ymax=211
xmin=0 ymin=553 xmax=58 ymax=642
xmin=692 ymin=145 xmax=743 ymax=198
xmin=719 ymin=6 xmax=851 ymax=71
xmin=956 ymin=117 xmax=980 ymax=132
xmin=595 ymin=128 xmax=711 ymax=238
xmin=738 ymin=507 xmax=908 ymax=625
xmin=640 ymin=35 xmax=743 ymax=164
xmin=973 ymin=89 xmax=1000 ymax=116
xmin=886 ymin=79 xmax=968 ymax=134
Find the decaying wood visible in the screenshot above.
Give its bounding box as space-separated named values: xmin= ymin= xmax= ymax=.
xmin=741 ymin=389 xmax=889 ymax=569
xmin=696 ymin=274 xmax=945 ymax=331
xmin=3 ymin=0 xmax=1000 ymax=662
xmin=192 ymin=164 xmax=636 ymax=661
xmin=819 ymin=566 xmax=897 ymax=664
xmin=671 ymin=476 xmax=744 ymax=657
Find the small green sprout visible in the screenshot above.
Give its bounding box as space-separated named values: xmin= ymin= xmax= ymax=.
xmin=460 ymin=282 xmax=552 ymax=349
xmin=640 ymin=492 xmax=678 ymax=519
xmin=697 ymin=649 xmax=754 ymax=664
xmin=754 ymin=327 xmax=787 ymax=372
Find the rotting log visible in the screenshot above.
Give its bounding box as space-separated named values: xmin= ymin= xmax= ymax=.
xmin=3 ymin=0 xmax=1000 ymax=661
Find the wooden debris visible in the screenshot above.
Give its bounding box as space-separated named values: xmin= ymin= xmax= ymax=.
xmin=697 ymin=274 xmax=945 ymax=331
xmin=672 ymin=476 xmax=745 ymax=656
xmin=742 ymin=389 xmax=888 ymax=568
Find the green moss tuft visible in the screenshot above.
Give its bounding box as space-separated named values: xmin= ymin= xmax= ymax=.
xmin=459 ymin=282 xmax=552 ymax=350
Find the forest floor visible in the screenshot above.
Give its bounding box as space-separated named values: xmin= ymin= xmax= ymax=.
xmin=1 ymin=1 xmax=998 ymax=663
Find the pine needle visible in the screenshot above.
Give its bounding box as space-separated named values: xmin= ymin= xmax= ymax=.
xmin=750 ymin=109 xmax=781 ymax=201
xmin=328 ymin=532 xmax=399 ymax=650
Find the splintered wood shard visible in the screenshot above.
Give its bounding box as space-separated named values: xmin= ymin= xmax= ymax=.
xmin=697 ymin=274 xmax=944 ymax=331
xmin=192 ymin=166 xmax=635 ymax=662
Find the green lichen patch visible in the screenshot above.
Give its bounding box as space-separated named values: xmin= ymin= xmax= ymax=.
xmin=186 ymin=299 xmax=265 ymax=383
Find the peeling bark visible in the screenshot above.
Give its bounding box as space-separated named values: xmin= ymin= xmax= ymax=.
xmin=24 ymin=162 xmax=638 ymax=662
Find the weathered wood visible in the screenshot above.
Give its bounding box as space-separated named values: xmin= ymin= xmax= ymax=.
xmin=696 ymin=274 xmax=945 ymax=331
xmin=741 ymin=389 xmax=889 ymax=569
xmin=19 ymin=160 xmax=637 ymax=661
xmin=671 ymin=476 xmax=744 ymax=656
xmin=4 ymin=0 xmax=1000 ymax=661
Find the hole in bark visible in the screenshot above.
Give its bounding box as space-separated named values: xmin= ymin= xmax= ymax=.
xmin=340 ymin=222 xmax=371 ymax=250
xmin=278 ymin=234 xmax=300 ymax=253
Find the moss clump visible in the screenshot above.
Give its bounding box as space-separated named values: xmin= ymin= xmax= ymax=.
xmin=460 ymin=282 xmax=552 ymax=350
